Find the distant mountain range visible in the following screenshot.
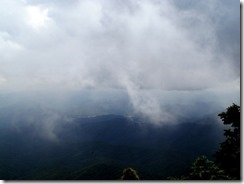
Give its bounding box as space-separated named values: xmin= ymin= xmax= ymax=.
xmin=0 ymin=113 xmax=225 ymax=180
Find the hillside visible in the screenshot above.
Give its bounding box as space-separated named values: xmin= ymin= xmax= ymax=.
xmin=0 ymin=114 xmax=225 ymax=180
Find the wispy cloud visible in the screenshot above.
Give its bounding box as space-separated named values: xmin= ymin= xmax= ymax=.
xmin=0 ymin=0 xmax=240 ymax=123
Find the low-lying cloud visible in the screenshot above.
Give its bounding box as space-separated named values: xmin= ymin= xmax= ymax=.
xmin=0 ymin=0 xmax=240 ymax=124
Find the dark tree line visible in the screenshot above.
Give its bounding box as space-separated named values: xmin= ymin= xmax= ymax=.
xmin=169 ymin=103 xmax=240 ymax=180
xmin=215 ymin=103 xmax=240 ymax=179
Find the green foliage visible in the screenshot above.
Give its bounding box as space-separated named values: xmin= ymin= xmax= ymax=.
xmin=215 ymin=103 xmax=240 ymax=179
xmin=188 ymin=156 xmax=231 ymax=180
xmin=169 ymin=104 xmax=240 ymax=180
xmin=169 ymin=156 xmax=231 ymax=180
xmin=121 ymin=167 xmax=140 ymax=180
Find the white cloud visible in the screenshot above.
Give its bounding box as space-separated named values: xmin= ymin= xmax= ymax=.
xmin=26 ymin=5 xmax=50 ymax=29
xmin=0 ymin=0 xmax=240 ymax=123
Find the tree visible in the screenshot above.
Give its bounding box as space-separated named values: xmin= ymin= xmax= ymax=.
xmin=188 ymin=156 xmax=231 ymax=180
xmin=120 ymin=167 xmax=140 ymax=180
xmin=169 ymin=156 xmax=230 ymax=180
xmin=169 ymin=104 xmax=240 ymax=180
xmin=215 ymin=103 xmax=240 ymax=179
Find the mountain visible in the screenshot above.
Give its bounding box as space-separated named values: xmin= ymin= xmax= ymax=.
xmin=0 ymin=114 xmax=225 ymax=180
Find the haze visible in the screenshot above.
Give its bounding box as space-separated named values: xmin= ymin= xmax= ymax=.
xmin=0 ymin=0 xmax=240 ymax=124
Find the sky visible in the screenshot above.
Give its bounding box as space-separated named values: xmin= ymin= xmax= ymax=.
xmin=0 ymin=0 xmax=240 ymax=124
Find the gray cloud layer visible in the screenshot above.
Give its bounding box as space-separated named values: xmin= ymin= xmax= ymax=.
xmin=0 ymin=0 xmax=240 ymax=124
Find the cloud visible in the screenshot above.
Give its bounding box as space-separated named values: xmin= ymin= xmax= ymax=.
xmin=26 ymin=5 xmax=51 ymax=29
xmin=0 ymin=75 xmax=7 ymax=85
xmin=0 ymin=0 xmax=240 ymax=123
